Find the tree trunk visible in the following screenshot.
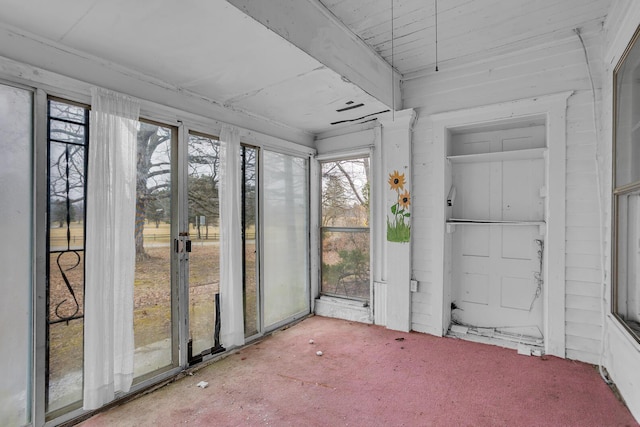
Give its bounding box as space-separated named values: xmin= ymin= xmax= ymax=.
xmin=135 ymin=195 xmax=148 ymax=260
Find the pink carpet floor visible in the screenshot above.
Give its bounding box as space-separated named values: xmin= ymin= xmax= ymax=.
xmin=81 ymin=316 xmax=638 ymax=426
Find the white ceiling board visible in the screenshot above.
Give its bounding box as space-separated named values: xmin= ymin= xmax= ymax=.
xmin=0 ymin=0 xmax=389 ymax=135
xmin=320 ymin=0 xmax=613 ymax=76
xmin=228 ymin=65 xmax=390 ymax=134
xmin=0 ymin=0 xmax=100 ymax=41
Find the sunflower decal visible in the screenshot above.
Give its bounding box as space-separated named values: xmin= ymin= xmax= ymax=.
xmin=387 ymin=170 xmax=411 ymax=243
xmin=388 ymin=170 xmax=405 ymax=191
xmin=398 ymin=190 xmax=411 ymax=209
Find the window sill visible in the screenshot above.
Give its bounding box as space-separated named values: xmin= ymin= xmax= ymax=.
xmin=314 ymin=296 xmax=372 ymax=324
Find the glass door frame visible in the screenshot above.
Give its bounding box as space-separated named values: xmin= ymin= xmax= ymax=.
xmin=259 ymin=148 xmax=312 ymax=334
xmin=242 ymin=144 xmax=261 ymax=341
xmin=179 ymin=126 xmax=264 ymax=356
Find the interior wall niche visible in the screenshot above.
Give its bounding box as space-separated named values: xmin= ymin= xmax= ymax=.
xmin=431 ymin=92 xmax=570 ymax=358
xmin=445 ymin=119 xmax=547 ymax=350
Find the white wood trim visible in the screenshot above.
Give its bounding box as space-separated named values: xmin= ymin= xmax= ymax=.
xmin=430 ymin=92 xmax=573 ymax=126
xmin=373 ymin=282 xmax=388 ymax=326
xmin=177 ymin=123 xmax=189 ymax=368
xmin=33 ymin=87 xmax=48 ymax=427
xmin=377 ymin=109 xmax=418 ymax=131
xmin=447 ymin=220 xmax=546 ymax=225
xmin=380 ymin=108 xmax=416 ymax=332
xmin=309 ymin=158 xmax=321 ymax=311
xmin=431 ymin=92 xmax=570 ymax=356
xmin=545 ymin=94 xmax=569 ymax=358
xmin=604 ymin=1 xmax=640 ymax=66
xmin=447 ymin=148 xmax=546 ymax=163
xmin=315 ymin=147 xmax=372 ymax=162
xmin=372 ymin=126 xmax=385 ymax=285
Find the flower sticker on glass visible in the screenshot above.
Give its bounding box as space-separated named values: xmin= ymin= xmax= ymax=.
xmin=387 ymin=170 xmax=410 ymax=243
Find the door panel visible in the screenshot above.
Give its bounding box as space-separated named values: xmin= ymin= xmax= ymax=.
xmin=453 ymin=162 xmax=490 ymax=219
xmin=502 ymin=159 xmax=544 ymax=221
xmin=453 ymin=225 xmax=542 ymax=336
xmin=187 ymin=133 xmax=220 ymax=358
xmin=132 ymin=121 xmax=176 ymax=378
xmin=242 ymin=146 xmax=259 ymax=338
xmin=263 ymin=151 xmax=309 ymax=328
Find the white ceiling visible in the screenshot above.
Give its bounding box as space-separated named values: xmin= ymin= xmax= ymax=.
xmin=0 ymin=0 xmax=390 ymax=135
xmin=319 ymin=0 xmax=614 ymax=77
xmin=0 ymin=0 xmax=616 ymax=136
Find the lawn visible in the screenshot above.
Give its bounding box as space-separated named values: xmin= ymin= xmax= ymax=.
xmin=47 ymin=221 xmax=261 ymax=409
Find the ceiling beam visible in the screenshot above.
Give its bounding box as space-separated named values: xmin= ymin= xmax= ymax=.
xmin=227 ymin=0 xmax=402 ymax=110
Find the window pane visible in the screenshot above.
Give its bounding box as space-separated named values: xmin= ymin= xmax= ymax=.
xmin=321 ymin=230 xmax=370 ymax=300
xmin=0 ymin=84 xmax=32 ymax=426
xmin=46 ymin=99 xmax=88 ymax=414
xmin=614 ymin=30 xmax=640 ymax=342
xmin=49 ymin=100 xmax=87 ymax=124
xmin=49 ymin=120 xmax=86 ymax=144
xmin=243 ymin=146 xmax=259 ymax=337
xmin=322 ymin=158 xmax=370 ymax=227
xmin=187 ymin=133 xmax=220 ymax=356
xmin=616 ymin=190 xmax=640 ymax=339
xmin=49 ymin=142 xmax=85 ymax=250
xmin=263 ymin=151 xmax=309 ymax=328
xmin=615 ymin=36 xmax=640 ymax=187
xmin=133 ymin=122 xmax=174 ymax=377
xmin=320 ymin=156 xmax=370 ymax=301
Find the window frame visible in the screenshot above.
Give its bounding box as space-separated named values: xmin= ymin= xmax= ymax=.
xmin=319 ymin=155 xmax=371 ymax=302
xmin=612 ymin=24 xmax=640 ymax=343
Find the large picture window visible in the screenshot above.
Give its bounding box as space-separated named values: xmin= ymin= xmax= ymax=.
xmin=614 ymin=25 xmax=640 ymax=341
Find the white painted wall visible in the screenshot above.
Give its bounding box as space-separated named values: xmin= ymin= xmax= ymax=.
xmin=601 ymin=0 xmax=640 ymax=421
xmin=404 ymin=21 xmax=606 ymax=363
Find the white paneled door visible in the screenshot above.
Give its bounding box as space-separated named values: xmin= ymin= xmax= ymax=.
xmin=450 ymin=126 xmax=545 ymax=339
xmin=452 ymin=225 xmax=543 ymax=338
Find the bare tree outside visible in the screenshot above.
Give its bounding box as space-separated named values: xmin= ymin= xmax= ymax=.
xmin=135 ymin=122 xmax=172 ymax=260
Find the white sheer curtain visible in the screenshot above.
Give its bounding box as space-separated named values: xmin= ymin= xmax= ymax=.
xmin=84 ymin=87 xmax=140 ymax=410
xmin=219 ymin=125 xmax=245 ymax=347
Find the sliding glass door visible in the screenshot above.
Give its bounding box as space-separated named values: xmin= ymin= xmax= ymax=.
xmin=38 ymin=97 xmax=311 ymax=421
xmin=262 ymin=151 xmax=309 ymax=329
xmin=45 ymin=108 xmax=179 ymax=417
xmin=186 ymin=132 xmax=222 ymax=360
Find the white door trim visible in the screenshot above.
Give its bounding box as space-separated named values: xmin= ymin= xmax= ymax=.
xmin=431 ymin=91 xmax=571 ymax=358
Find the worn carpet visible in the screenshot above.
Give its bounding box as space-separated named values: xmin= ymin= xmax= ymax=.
xmin=81 ymin=315 xmax=638 ymax=426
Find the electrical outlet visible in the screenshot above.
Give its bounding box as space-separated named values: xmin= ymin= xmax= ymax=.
xmin=410 ymin=280 xmax=418 ymax=292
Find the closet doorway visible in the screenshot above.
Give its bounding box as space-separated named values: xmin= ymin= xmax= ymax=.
xmin=446 ymin=121 xmax=546 ymax=347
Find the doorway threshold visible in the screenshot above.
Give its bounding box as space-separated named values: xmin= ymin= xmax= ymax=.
xmin=447 ymin=324 xmax=544 ymax=356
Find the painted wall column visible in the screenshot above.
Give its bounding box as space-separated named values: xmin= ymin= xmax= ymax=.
xmin=380 ymin=109 xmax=416 ymax=332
